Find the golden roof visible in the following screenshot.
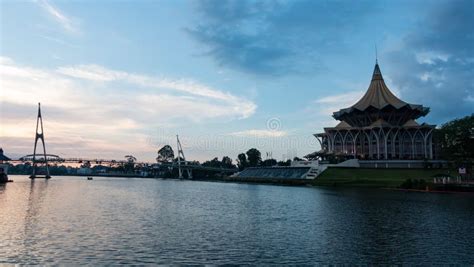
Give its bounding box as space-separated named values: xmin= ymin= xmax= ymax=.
xmin=335 ymin=120 xmax=352 ymax=128
xmin=333 ymin=63 xmax=429 ymax=119
xmin=369 ymin=118 xmax=392 ymax=128
xmin=403 ymin=119 xmax=420 ymax=127
xmin=352 ymin=64 xmax=407 ymax=110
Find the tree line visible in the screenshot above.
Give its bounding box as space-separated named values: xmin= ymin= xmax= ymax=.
xmin=434 ymin=114 xmax=473 ymax=168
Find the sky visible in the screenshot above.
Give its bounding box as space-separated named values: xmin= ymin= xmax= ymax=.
xmin=1 ymin=0 xmax=473 ymax=163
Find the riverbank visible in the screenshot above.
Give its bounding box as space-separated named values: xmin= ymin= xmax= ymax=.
xmin=7 ymin=168 xmax=466 ymax=191
xmin=386 ymin=187 xmax=474 ymax=194
xmin=311 ymin=167 xmax=450 ymax=188
xmin=194 ymin=176 xmax=311 ymax=186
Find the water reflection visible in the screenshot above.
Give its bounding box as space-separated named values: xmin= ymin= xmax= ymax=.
xmin=21 ymin=180 xmax=49 ymax=263
xmin=0 ymin=184 xmax=6 ymax=194
xmin=0 ymin=176 xmax=473 ymax=265
xmin=25 ymin=179 xmax=49 ymax=225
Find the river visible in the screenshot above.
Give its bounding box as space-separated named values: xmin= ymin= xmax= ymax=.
xmin=1 ymin=175 xmax=473 ymax=264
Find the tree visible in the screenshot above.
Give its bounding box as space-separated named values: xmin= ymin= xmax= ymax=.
xmin=237 ymin=153 xmax=248 ymax=170
xmin=221 ymin=156 xmax=235 ymax=169
xmin=125 ymin=155 xmax=137 ymax=163
xmin=246 ymin=148 xmax=262 ymax=167
xmin=203 ymin=157 xmax=221 ymax=168
xmin=80 ymin=161 xmax=91 ymax=168
xmin=435 ymin=114 xmax=474 ymax=165
xmin=157 ymin=145 xmax=174 ymax=163
xmin=277 ymin=160 xmax=291 ymax=166
xmin=173 ymin=156 xmax=185 ymax=163
xmin=124 ymin=155 xmax=137 ymax=173
xmin=262 ymin=158 xmax=277 ymax=166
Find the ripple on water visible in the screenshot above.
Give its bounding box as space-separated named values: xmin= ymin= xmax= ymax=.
xmin=0 ymin=176 xmax=473 ymax=265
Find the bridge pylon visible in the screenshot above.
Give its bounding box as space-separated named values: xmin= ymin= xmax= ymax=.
xmin=30 ymin=103 xmax=51 ymax=179
xmin=176 ymin=135 xmax=192 ymax=179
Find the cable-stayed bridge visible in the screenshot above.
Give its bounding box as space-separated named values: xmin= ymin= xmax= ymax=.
xmin=16 ymin=104 xmax=238 ymax=179
xmin=15 ymin=154 xmax=238 ymax=176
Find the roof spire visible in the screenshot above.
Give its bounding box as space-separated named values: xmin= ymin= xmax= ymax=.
xmin=372 ymin=44 xmax=383 ymax=81
xmin=372 ymin=61 xmax=383 ymax=81
xmin=375 ymin=43 xmax=378 ymax=64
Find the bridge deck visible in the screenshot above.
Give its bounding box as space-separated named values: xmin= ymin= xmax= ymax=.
xmin=14 ymin=156 xmax=238 ymax=173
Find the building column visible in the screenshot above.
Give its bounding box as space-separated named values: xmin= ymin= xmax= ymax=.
xmin=392 ymin=129 xmax=399 ymax=159
xmin=383 ymin=128 xmax=391 ymax=160
xmin=422 ymin=133 xmax=428 ymax=159
xmin=315 ymin=135 xmax=323 ymax=151
xmin=345 ymin=131 xmax=354 ymax=156
xmin=365 ymin=131 xmax=372 ymax=159
xmin=424 ymin=129 xmax=434 ymax=160
xmin=429 ymin=136 xmax=433 ymax=159
xmin=353 ymin=132 xmax=359 ymax=158
xmin=327 ymin=133 xmax=333 ymax=153
xmin=427 ymin=130 xmax=434 ymax=159
xmin=335 ymin=131 xmax=340 ymax=154
xmin=330 ymin=132 xmax=335 ymax=153
xmin=398 ymin=130 xmax=403 ymax=159
xmin=341 ymin=131 xmax=346 ymax=154
xmin=375 ymin=130 xmax=380 ymax=159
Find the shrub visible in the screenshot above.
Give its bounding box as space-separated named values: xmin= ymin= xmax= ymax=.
xmin=400 ymin=178 xmax=427 ymax=190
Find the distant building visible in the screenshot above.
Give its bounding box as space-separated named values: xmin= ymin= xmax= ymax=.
xmin=308 ymin=62 xmax=436 ymax=160
xmin=0 ymin=148 xmax=11 ymax=183
xmin=0 ymin=148 xmax=11 ymax=162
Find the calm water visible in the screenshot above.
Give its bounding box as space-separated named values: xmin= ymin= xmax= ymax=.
xmin=1 ymin=175 xmax=473 ymax=264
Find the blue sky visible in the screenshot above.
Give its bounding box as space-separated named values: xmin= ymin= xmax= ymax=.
xmin=1 ymin=0 xmax=473 ymax=162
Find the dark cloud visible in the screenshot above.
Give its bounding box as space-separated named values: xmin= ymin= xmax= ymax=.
xmin=387 ymin=0 xmax=474 ymax=124
xmin=187 ymin=0 xmax=376 ymax=75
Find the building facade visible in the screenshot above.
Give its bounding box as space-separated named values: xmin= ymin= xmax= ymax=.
xmin=309 ymin=62 xmax=436 ymax=160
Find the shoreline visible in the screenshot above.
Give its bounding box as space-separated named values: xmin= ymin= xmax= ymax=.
xmin=7 ymin=174 xmax=474 ymax=194
xmin=383 ymin=187 xmax=474 ymax=194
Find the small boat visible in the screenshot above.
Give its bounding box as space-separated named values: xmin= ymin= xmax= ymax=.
xmin=87 ymin=177 xmax=93 ymax=180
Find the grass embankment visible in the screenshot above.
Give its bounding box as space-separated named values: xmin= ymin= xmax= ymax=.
xmin=313 ymin=167 xmax=449 ymax=188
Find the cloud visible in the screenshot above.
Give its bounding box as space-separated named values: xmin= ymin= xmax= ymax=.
xmin=56 ymin=64 xmax=256 ymax=116
xmin=316 ymin=91 xmax=365 ymax=105
xmin=228 ymin=129 xmax=288 ymax=138
xmin=36 ymin=0 xmax=80 ymax=34
xmin=386 ymin=0 xmax=474 ymax=123
xmin=415 ymin=51 xmax=450 ymax=65
xmin=0 ymin=57 xmax=14 ymax=64
xmin=57 ymin=64 xmax=124 ymax=81
xmin=36 ymin=34 xmax=78 ymax=48
xmin=188 ymin=0 xmax=376 ymax=75
xmin=0 ymin=57 xmax=257 ymax=159
xmin=312 ymin=90 xmax=364 ymax=116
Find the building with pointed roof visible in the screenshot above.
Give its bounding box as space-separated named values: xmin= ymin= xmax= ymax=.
xmin=0 ymin=148 xmax=11 ymax=162
xmin=309 ymin=62 xmax=436 ymax=160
